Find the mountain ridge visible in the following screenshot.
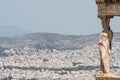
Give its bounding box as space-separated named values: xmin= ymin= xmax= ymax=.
xmin=0 ymin=32 xmax=119 ymax=50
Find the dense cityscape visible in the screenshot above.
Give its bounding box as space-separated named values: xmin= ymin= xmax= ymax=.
xmin=0 ymin=33 xmax=120 ymax=80
xmin=0 ymin=43 xmax=120 ymax=80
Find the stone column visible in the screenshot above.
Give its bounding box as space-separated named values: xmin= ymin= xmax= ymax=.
xmin=99 ymin=16 xmax=113 ymax=74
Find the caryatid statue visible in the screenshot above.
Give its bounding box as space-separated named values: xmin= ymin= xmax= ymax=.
xmin=99 ymin=30 xmax=113 ymax=73
xmin=99 ymin=16 xmax=113 ymax=73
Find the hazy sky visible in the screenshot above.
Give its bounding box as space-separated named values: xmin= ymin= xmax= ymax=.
xmin=0 ymin=0 xmax=120 ymax=35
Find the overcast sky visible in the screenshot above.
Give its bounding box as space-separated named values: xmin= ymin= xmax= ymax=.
xmin=0 ymin=0 xmax=120 ymax=35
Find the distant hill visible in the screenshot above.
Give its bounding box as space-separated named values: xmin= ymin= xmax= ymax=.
xmin=0 ymin=26 xmax=29 ymax=37
xmin=0 ymin=32 xmax=119 ymax=50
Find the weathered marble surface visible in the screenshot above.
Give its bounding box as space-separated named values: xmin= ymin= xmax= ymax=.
xmin=95 ymin=73 xmax=120 ymax=80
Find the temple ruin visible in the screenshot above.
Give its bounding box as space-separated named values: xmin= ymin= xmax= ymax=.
xmin=95 ymin=0 xmax=120 ymax=80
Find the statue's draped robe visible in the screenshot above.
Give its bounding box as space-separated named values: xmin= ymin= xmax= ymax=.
xmin=99 ymin=32 xmax=111 ymax=73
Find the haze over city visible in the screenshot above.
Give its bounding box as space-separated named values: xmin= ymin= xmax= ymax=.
xmin=0 ymin=0 xmax=120 ymax=35
xmin=0 ymin=0 xmax=120 ymax=37
xmin=0 ymin=0 xmax=120 ymax=80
